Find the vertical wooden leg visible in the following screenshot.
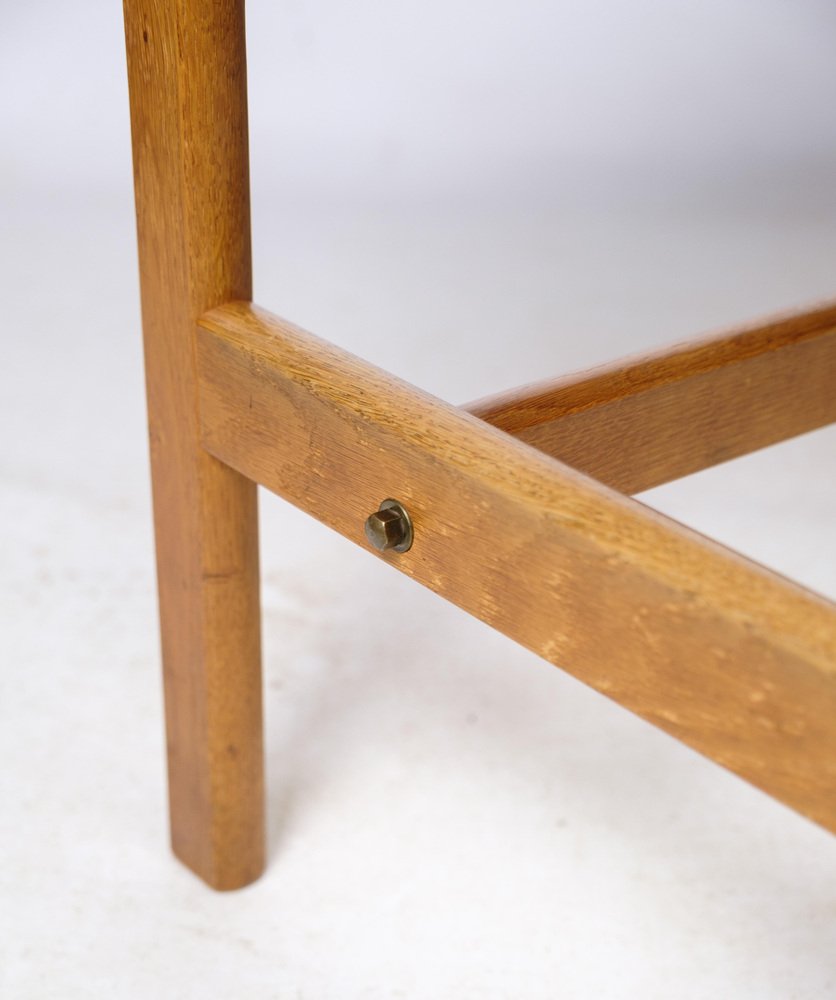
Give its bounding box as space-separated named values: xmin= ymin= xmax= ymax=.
xmin=123 ymin=0 xmax=264 ymax=889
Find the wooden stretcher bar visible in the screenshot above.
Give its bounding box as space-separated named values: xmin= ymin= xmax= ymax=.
xmin=468 ymin=303 xmax=836 ymax=494
xmin=196 ymin=301 xmax=836 ymax=836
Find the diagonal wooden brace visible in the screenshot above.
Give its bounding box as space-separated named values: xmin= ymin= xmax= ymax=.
xmin=197 ymin=301 xmax=836 ymax=837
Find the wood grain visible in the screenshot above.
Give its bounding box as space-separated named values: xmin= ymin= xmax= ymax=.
xmin=197 ymin=301 xmax=836 ymax=835
xmin=124 ymin=0 xmax=264 ymax=889
xmin=468 ymin=303 xmax=836 ymax=493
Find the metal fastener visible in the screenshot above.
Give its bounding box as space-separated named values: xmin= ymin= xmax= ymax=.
xmin=364 ymin=499 xmax=413 ymax=553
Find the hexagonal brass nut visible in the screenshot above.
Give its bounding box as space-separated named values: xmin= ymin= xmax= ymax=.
xmin=364 ymin=499 xmax=413 ymax=553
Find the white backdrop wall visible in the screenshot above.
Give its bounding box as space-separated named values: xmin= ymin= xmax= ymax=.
xmin=3 ymin=1 xmax=836 ymax=205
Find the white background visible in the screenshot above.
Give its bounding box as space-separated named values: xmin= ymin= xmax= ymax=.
xmin=2 ymin=1 xmax=836 ymax=997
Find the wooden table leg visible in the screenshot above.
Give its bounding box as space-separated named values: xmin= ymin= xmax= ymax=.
xmin=123 ymin=0 xmax=264 ymax=890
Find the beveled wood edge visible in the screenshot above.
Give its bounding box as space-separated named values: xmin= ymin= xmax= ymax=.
xmin=196 ymin=300 xmax=836 ymax=836
xmin=466 ymin=302 xmax=836 ymax=494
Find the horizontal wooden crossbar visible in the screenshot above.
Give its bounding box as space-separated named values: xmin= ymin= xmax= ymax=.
xmin=468 ymin=302 xmax=836 ymax=494
xmin=197 ymin=301 xmax=836 ymax=834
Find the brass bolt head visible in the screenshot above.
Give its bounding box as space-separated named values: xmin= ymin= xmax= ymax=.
xmin=364 ymin=499 xmax=413 ymax=553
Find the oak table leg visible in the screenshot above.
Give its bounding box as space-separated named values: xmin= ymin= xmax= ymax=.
xmin=123 ymin=0 xmax=264 ymax=889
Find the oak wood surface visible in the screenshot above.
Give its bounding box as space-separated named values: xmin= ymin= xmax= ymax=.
xmin=468 ymin=303 xmax=836 ymax=494
xmin=124 ymin=0 xmax=264 ymax=889
xmin=197 ymin=301 xmax=836 ymax=835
